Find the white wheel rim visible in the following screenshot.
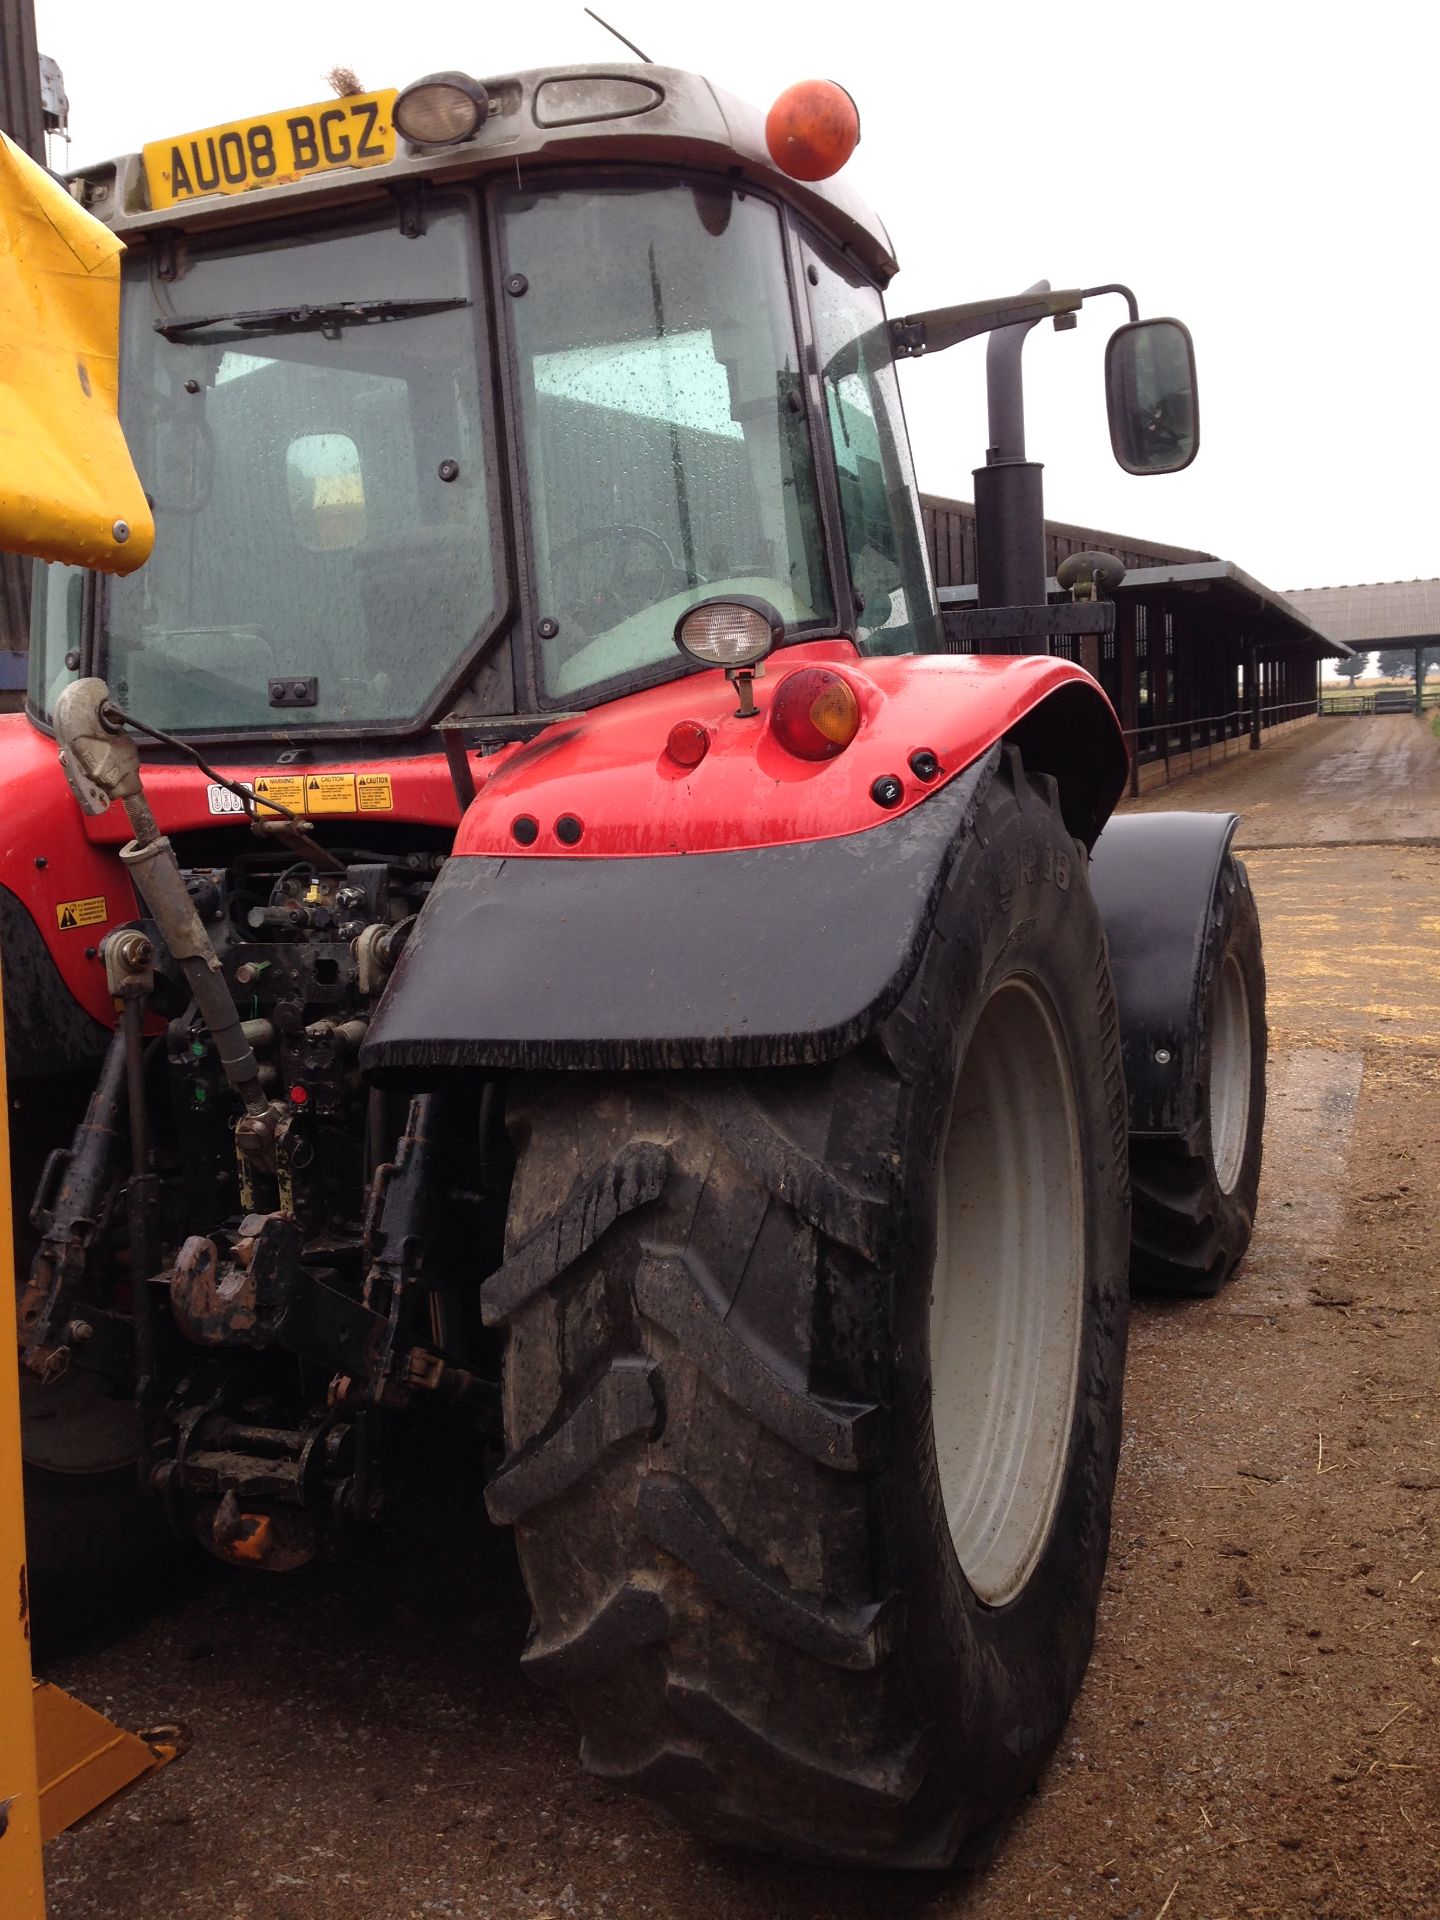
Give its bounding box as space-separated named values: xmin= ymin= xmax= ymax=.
xmin=928 ymin=978 xmax=1085 ymax=1608
xmin=1208 ymin=951 xmax=1251 ymax=1195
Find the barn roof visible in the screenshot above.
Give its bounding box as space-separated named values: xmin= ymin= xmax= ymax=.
xmin=1282 ymin=579 xmax=1440 ymax=646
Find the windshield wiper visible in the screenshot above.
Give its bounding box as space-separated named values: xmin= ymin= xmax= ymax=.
xmin=154 ymin=296 xmax=470 ymax=342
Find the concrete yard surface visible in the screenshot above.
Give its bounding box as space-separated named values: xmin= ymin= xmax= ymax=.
xmin=1122 ymin=711 xmax=1440 ymax=847
xmin=40 ymin=715 xmax=1440 ymax=1920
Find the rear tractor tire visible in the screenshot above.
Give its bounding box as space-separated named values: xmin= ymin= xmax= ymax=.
xmin=1129 ymin=852 xmax=1267 ymax=1295
xmin=482 ymin=748 xmax=1131 ymax=1868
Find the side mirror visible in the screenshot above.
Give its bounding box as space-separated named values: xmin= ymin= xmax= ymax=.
xmin=1105 ymin=318 xmax=1199 ymax=475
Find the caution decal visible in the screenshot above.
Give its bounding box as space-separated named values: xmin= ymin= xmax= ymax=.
xmin=56 ymin=896 xmax=107 ymax=931
xmin=252 ymin=771 xmax=394 ymax=816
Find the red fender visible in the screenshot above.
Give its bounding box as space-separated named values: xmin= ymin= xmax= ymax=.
xmin=453 ymin=641 xmax=1126 ymax=860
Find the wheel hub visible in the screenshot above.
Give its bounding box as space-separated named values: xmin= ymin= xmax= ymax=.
xmin=928 ymin=977 xmax=1085 ymax=1607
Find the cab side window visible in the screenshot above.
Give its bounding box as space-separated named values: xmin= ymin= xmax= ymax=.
xmin=803 ymin=242 xmax=941 ymax=656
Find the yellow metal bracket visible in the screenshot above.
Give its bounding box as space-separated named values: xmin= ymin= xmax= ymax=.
xmin=32 ymin=1683 xmax=180 ymax=1842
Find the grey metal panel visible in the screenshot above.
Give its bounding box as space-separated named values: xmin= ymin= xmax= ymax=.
xmin=0 ymin=0 xmax=44 ymax=161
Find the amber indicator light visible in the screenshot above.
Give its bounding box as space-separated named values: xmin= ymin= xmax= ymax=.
xmin=769 ymin=667 xmax=862 ymax=760
xmin=765 ymin=80 xmax=861 ymax=182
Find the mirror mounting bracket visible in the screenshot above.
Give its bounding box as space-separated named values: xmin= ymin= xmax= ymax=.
xmin=1080 ymin=282 xmax=1140 ymax=324
xmin=888 ymin=287 xmax=1084 ymax=360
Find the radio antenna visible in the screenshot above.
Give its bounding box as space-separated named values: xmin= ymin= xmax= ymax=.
xmin=583 ymin=8 xmax=654 ymax=62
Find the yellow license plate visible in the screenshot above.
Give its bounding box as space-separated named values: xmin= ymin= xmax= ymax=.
xmin=144 ymin=91 xmax=397 ymax=211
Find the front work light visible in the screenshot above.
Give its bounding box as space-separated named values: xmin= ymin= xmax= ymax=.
xmin=674 ymin=596 xmax=783 ymax=670
xmin=675 ymin=596 xmax=784 ymax=719
xmin=394 ymin=72 xmax=490 ymax=146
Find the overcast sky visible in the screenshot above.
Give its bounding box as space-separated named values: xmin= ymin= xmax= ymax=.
xmin=36 ymin=0 xmax=1438 ymax=596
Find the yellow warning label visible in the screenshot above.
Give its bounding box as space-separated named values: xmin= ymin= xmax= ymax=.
xmin=251 ymin=774 xmax=306 ymax=815
xmin=56 ymin=895 xmax=107 ymax=932
xmin=303 ymin=773 xmax=358 ymax=814
xmin=251 ymin=770 xmax=392 ymax=817
xmin=355 ymin=773 xmax=393 ymax=813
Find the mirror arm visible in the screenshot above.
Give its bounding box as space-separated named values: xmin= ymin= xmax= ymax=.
xmin=889 ymin=288 xmax=1085 ymax=359
xmin=1081 ymin=282 xmax=1140 ymax=324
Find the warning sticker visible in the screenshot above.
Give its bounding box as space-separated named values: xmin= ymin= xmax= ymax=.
xmin=56 ymin=896 xmax=107 ymax=932
xmin=302 ymin=773 xmax=358 ymax=815
xmin=355 ymin=773 xmax=394 ymax=812
xmin=249 ymin=770 xmax=394 ymax=817
xmin=251 ymin=774 xmax=306 ymax=815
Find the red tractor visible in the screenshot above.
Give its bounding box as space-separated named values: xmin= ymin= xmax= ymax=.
xmin=6 ymin=66 xmax=1264 ymax=1868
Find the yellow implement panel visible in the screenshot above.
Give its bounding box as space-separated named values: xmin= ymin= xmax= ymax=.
xmin=143 ymin=90 xmax=397 ymax=210
xmin=0 ymin=134 xmax=153 ymax=574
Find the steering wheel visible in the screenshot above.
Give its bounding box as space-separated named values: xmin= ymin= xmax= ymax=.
xmin=549 ymin=523 xmax=688 ymax=631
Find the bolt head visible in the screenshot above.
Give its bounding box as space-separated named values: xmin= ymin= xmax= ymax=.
xmin=112 ymin=519 xmax=130 ymax=543
xmin=1154 ymin=1047 xmax=1173 ymax=1065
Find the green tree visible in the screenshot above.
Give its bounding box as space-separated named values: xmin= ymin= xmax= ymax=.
xmin=1335 ymin=647 xmax=1370 ymax=684
xmin=1377 ymin=647 xmax=1412 ymax=680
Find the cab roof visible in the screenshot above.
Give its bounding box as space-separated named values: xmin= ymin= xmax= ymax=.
xmin=65 ymin=63 xmax=899 ymax=285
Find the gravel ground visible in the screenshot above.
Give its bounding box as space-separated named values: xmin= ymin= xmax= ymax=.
xmin=39 ymin=715 xmax=1440 ymax=1920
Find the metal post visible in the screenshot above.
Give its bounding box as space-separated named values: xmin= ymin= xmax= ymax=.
xmin=0 ymin=959 xmax=49 ymax=1917
xmin=1416 ymin=646 xmax=1424 ymax=719
xmin=0 ymin=0 xmax=44 ymax=667
xmin=1118 ymin=598 xmax=1140 ymax=797
xmin=1248 ymin=643 xmax=1261 ymax=749
xmin=974 ymin=281 xmax=1049 ymax=619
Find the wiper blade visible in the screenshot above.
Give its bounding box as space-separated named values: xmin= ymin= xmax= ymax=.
xmin=154 ymin=296 xmax=470 ymax=342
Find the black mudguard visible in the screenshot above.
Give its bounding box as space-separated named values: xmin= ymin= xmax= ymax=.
xmin=0 ymin=883 xmax=111 ymax=1082
xmin=362 ymin=749 xmax=997 ymax=1080
xmin=1087 ymin=811 xmax=1240 ymax=1137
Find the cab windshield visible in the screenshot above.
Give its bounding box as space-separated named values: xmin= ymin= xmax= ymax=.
xmin=497 ymin=180 xmax=833 ymax=703
xmin=95 ymin=199 xmax=497 ymax=734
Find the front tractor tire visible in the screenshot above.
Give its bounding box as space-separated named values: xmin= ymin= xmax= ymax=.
xmin=484 ymin=748 xmax=1130 ymax=1868
xmin=1128 ymin=852 xmax=1267 ymax=1295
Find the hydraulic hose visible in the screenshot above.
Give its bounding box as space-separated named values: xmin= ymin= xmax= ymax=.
xmin=119 ymin=835 xmax=267 ymax=1117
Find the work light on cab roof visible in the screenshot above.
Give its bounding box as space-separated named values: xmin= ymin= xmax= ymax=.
xmin=393 ymin=71 xmax=490 ymax=145
xmin=765 ymin=79 xmax=860 ymax=181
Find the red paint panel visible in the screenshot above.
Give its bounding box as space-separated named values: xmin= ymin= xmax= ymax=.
xmin=0 ymin=713 xmax=462 ymax=1029
xmin=454 ymin=642 xmax=1119 ymax=858
xmin=0 ymin=714 xmax=136 ymax=1026
xmin=78 ymin=752 xmax=460 ymax=844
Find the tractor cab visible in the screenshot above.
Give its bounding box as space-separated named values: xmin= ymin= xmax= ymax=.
xmin=30 ymin=67 xmax=938 ymax=746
